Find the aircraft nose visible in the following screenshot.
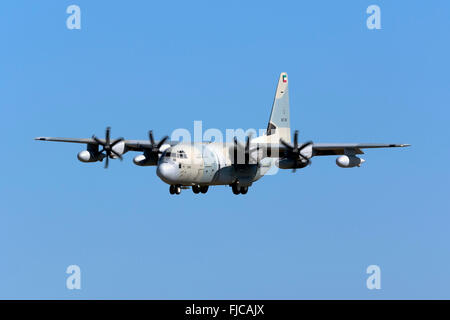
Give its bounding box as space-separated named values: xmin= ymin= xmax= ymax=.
xmin=157 ymin=162 xmax=180 ymax=184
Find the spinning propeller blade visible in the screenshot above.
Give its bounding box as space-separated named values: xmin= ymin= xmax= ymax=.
xmin=92 ymin=127 xmax=124 ymax=168
xmin=280 ymin=130 xmax=313 ymax=172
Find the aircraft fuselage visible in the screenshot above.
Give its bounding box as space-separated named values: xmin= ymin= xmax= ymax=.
xmin=156 ymin=142 xmax=273 ymax=188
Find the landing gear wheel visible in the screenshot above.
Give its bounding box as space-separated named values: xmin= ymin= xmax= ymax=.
xmin=175 ymin=185 xmax=181 ymax=195
xmin=200 ymin=186 xmax=209 ymax=194
xmin=240 ymin=186 xmax=248 ymax=194
xmin=232 ymin=184 xmax=241 ymax=195
xmin=192 ymin=185 xmax=200 ymax=194
xmin=169 ymin=185 xmax=175 ymax=194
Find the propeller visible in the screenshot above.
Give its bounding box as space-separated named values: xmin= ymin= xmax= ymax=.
xmin=280 ymin=130 xmax=313 ymax=172
xmin=232 ymin=133 xmax=255 ymax=166
xmin=92 ymin=127 xmax=124 ymax=169
xmin=147 ymin=130 xmax=169 ymax=154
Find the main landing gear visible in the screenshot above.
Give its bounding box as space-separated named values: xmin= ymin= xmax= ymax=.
xmin=192 ymin=185 xmax=208 ymax=194
xmin=231 ymin=183 xmax=248 ymax=195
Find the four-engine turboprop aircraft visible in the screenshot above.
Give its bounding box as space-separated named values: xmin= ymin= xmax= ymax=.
xmin=35 ymin=73 xmax=410 ymax=195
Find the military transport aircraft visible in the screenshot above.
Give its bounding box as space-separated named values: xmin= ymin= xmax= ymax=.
xmin=35 ymin=73 xmax=409 ymax=195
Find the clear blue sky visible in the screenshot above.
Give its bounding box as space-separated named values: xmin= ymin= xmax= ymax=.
xmin=1 ymin=1 xmax=449 ymax=299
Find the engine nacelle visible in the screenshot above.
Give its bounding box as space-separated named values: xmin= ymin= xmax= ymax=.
xmin=110 ymin=141 xmax=126 ymax=159
xmin=336 ymin=155 xmax=365 ymax=168
xmin=277 ymin=158 xmax=308 ymax=169
xmin=277 ymin=158 xmax=297 ymax=169
xmin=133 ymin=154 xmax=157 ymax=166
xmin=77 ymin=150 xmax=99 ymax=163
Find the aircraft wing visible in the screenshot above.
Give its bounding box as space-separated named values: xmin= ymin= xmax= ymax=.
xmin=34 ymin=137 xmax=176 ymax=152
xmin=253 ymin=142 xmax=410 ymax=157
xmin=311 ymin=143 xmax=410 ymax=156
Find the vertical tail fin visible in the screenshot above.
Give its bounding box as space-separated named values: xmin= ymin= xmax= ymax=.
xmin=266 ymin=72 xmax=291 ymax=143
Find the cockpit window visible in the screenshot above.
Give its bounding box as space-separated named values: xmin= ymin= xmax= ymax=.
xmin=177 ymin=150 xmax=188 ymax=159
xmin=163 ymin=150 xmax=188 ymax=159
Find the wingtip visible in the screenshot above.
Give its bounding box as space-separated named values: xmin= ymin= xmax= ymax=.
xmin=390 ymin=143 xmax=411 ymax=147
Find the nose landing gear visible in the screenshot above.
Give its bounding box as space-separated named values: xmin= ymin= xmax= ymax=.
xmin=169 ymin=185 xmax=181 ymax=195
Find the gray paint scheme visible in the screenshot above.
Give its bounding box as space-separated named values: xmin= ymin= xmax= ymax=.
xmin=34 ymin=73 xmax=410 ymax=193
